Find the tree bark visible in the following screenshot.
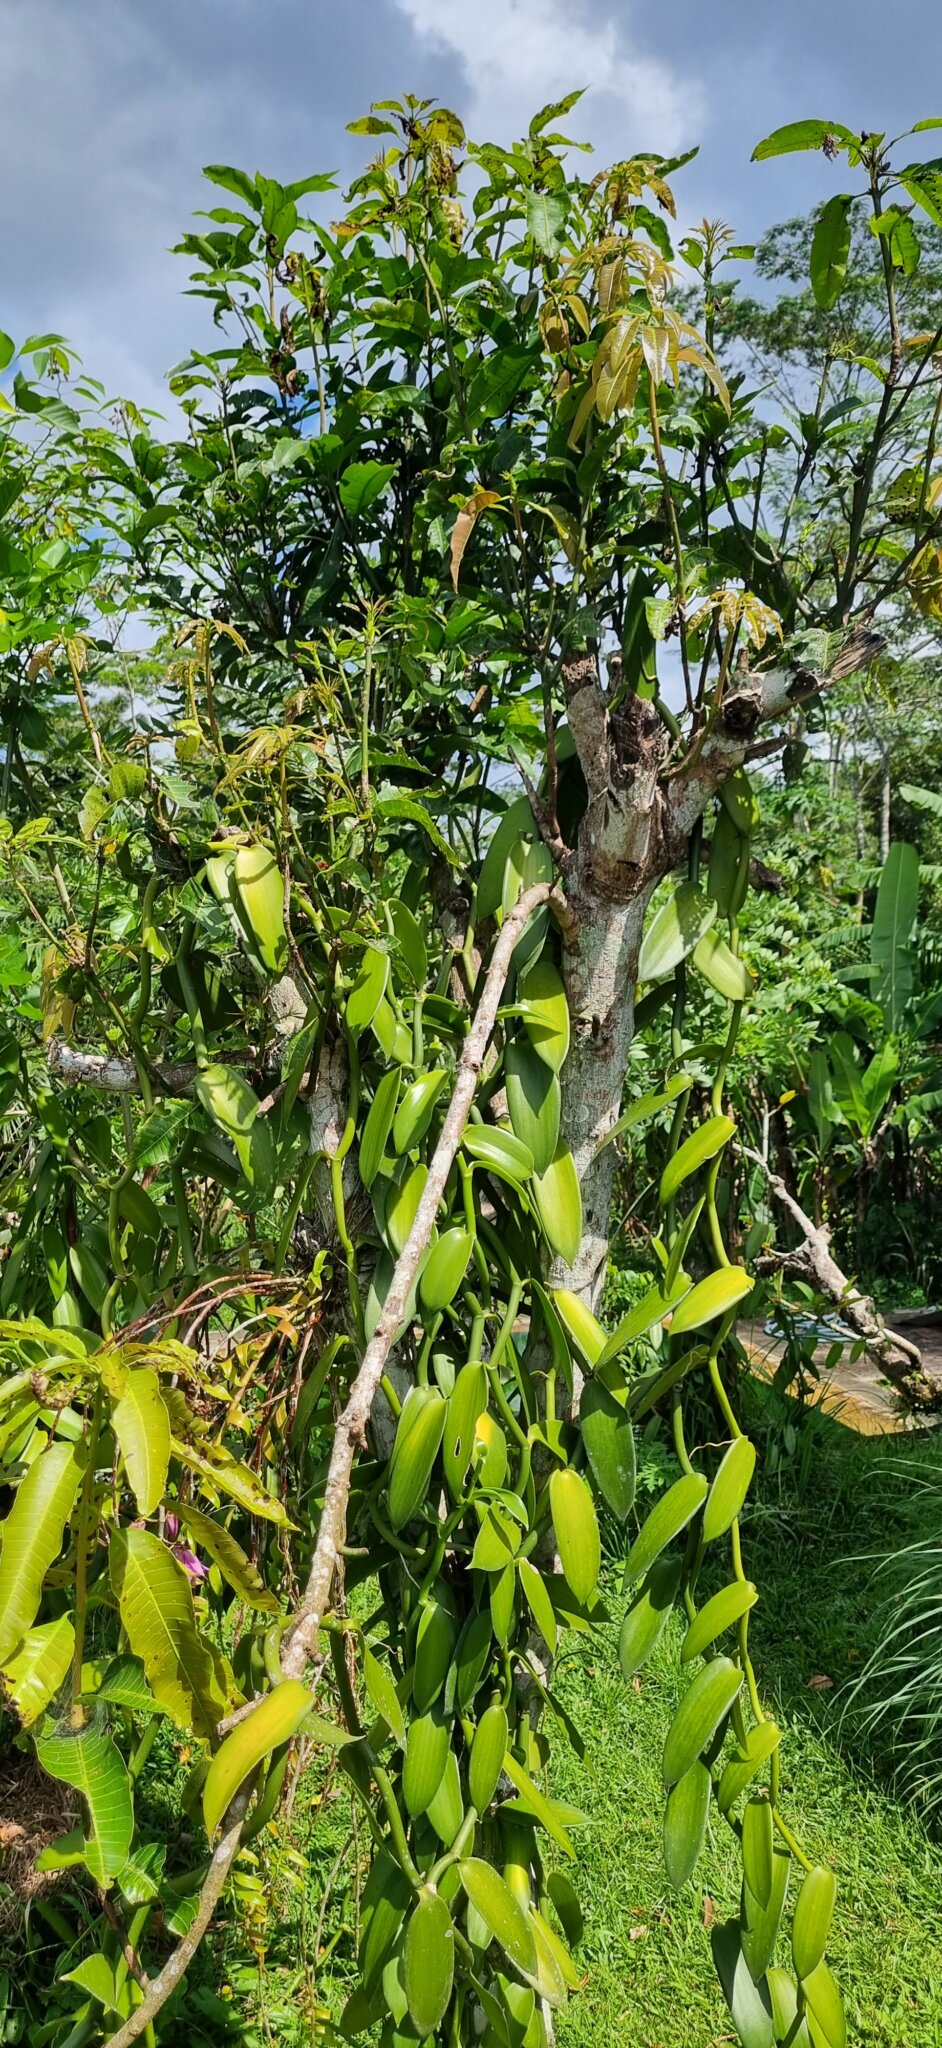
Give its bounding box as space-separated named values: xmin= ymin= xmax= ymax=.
xmin=558 ymin=892 xmax=650 ymax=1304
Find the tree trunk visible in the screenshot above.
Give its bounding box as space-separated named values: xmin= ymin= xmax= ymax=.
xmin=557 ymin=890 xmax=651 ymax=1305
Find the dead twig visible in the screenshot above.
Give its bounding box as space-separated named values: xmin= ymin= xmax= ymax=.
xmin=742 ymin=1144 xmax=940 ymax=1410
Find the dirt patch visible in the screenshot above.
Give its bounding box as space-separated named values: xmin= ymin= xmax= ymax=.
xmin=0 ymin=1747 xmax=81 ymax=1928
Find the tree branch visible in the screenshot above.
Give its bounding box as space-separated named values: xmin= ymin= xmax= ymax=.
xmin=666 ymin=627 xmax=884 ymax=844
xmin=102 ymin=1784 xmax=253 ymax=2048
xmin=742 ymin=1145 xmax=940 ymax=1410
xmin=46 ymin=1041 xmax=199 ymax=1096
xmin=281 ymin=880 xmax=559 ymax=1677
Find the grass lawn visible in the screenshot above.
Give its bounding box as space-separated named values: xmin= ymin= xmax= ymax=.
xmin=550 ymin=1422 xmax=942 ymax=2048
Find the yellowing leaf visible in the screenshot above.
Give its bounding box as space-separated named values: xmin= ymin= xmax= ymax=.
xmin=450 ymin=490 xmax=502 ymax=591
xmin=0 ymin=1439 xmax=84 ymax=1664
xmin=112 ymin=1369 xmax=170 ymax=1518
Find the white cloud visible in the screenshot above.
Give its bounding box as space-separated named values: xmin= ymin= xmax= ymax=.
xmin=392 ymin=0 xmax=704 ymax=157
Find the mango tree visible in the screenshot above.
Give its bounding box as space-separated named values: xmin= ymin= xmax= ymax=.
xmin=1 ymin=97 xmax=941 ymax=2048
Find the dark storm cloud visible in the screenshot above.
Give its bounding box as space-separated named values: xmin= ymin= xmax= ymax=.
xmin=2 ymin=0 xmax=940 ymax=408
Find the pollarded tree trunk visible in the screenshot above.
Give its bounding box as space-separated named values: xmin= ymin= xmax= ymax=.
xmin=553 ymin=633 xmax=891 ymax=1337
xmin=555 ymin=892 xmax=650 ymax=1304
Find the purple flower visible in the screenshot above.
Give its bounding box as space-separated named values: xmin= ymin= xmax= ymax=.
xmin=171 ymin=1542 xmax=208 ymax=1580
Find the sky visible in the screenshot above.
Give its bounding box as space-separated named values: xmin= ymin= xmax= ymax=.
xmin=4 ymin=0 xmax=942 ymax=415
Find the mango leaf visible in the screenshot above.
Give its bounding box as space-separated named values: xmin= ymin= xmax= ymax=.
xmin=810 ymin=196 xmax=852 ymax=310
xmin=527 ymin=190 xmax=569 ymax=254
xmin=1 ymin=1615 xmax=74 ymax=1725
xmin=751 ymin=120 xmax=855 ymax=161
xmin=0 ymin=1438 xmax=85 ymax=1663
xmin=338 ymin=461 xmax=396 ymax=520
xmin=89 ymin=1654 xmax=162 ymax=1714
xmin=111 ymin=1368 xmax=170 ymax=1517
xmin=374 ymin=795 xmax=459 ymax=866
xmin=34 ymin=1719 xmax=134 ymax=1886
xmin=109 ymin=1527 xmax=229 ymax=1740
xmin=450 ymin=489 xmax=503 ymax=589
xmin=178 ymin=1504 xmax=281 ymax=1615
xmin=171 ymin=1435 xmax=289 ymax=1524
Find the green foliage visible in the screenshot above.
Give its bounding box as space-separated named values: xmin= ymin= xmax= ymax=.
xmin=3 ymin=87 xmax=942 ymax=2048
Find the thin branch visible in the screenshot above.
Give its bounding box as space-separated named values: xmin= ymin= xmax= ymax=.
xmin=281 ymin=881 xmax=560 ymax=1677
xmin=509 ymin=748 xmax=575 ymax=872
xmin=103 ymin=1785 xmax=253 ymax=2048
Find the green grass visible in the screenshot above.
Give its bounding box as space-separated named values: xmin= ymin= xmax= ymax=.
xmin=544 ymin=1409 xmax=942 ymax=2048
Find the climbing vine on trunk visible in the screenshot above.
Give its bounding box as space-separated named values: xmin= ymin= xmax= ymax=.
xmin=0 ymin=92 xmax=940 ymax=2048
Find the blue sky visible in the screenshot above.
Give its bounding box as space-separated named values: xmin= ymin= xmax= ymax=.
xmin=4 ymin=0 xmax=941 ymax=412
